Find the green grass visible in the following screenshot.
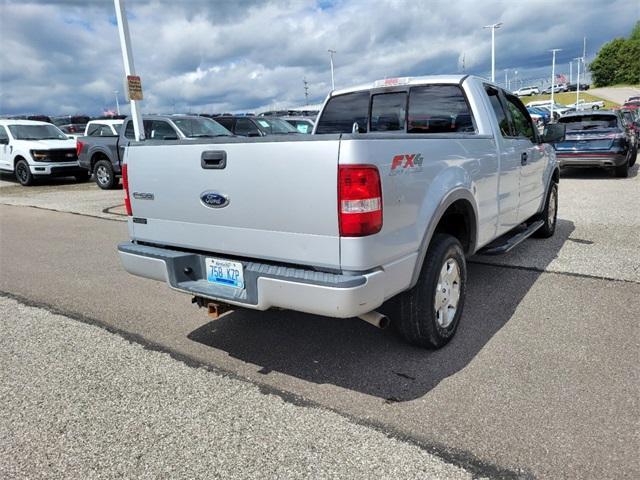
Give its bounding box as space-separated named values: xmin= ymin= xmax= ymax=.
xmin=520 ymin=92 xmax=619 ymax=109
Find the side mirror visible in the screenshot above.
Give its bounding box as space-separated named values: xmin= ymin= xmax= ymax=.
xmin=247 ymin=132 xmax=261 ymax=137
xmin=541 ymin=123 xmax=565 ymax=143
xmin=162 ymin=135 xmax=178 ymax=141
xmin=0 ymin=138 xmax=8 ymax=145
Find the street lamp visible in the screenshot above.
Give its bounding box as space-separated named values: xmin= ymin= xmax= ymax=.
xmin=328 ymin=49 xmax=336 ymax=91
xmin=549 ymin=48 xmax=562 ymax=120
xmin=114 ymin=90 xmax=120 ymax=115
xmin=483 ymin=22 xmax=502 ymax=82
xmin=574 ymin=56 xmax=583 ymax=109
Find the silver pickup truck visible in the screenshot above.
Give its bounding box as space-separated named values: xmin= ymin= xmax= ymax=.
xmin=118 ymin=75 xmax=565 ymax=348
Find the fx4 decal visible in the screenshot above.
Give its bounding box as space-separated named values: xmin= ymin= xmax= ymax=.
xmin=390 ymin=153 xmax=424 ymax=175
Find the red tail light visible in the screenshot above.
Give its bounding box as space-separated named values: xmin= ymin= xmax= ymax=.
xmin=122 ymin=163 xmax=132 ymax=216
xmin=76 ymin=140 xmax=84 ymax=156
xmin=338 ymin=165 xmax=382 ymax=237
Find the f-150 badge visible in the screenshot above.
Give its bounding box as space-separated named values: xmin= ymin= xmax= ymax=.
xmin=390 ymin=153 xmax=424 ymax=175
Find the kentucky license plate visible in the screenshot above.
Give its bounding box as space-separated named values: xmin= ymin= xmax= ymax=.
xmin=205 ymin=258 xmax=245 ymax=289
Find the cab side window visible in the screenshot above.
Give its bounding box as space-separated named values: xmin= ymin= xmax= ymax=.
xmin=234 ymin=118 xmax=260 ymax=136
xmin=124 ymin=121 xmax=135 ymax=139
xmin=484 ymin=85 xmax=511 ymax=137
xmin=505 ymin=94 xmax=536 ymax=142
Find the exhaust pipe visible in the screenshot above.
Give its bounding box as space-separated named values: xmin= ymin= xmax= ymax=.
xmin=358 ymin=311 xmax=390 ymax=329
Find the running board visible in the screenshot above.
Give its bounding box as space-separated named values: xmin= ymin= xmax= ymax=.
xmin=479 ymin=220 xmax=544 ymax=255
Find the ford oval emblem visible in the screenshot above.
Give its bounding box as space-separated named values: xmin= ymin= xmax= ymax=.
xmin=200 ymin=191 xmax=229 ymax=209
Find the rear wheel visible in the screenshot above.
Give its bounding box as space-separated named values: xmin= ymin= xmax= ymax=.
xmin=15 ymin=159 xmax=34 ymax=186
xmin=533 ymin=182 xmax=558 ymax=238
xmin=395 ymin=234 xmax=466 ymax=349
xmin=614 ymin=159 xmax=629 ymax=178
xmin=94 ymin=160 xmax=118 ymax=189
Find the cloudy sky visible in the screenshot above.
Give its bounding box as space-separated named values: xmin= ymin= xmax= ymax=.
xmin=0 ymin=0 xmax=637 ymax=116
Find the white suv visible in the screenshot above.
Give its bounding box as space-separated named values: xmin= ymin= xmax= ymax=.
xmin=0 ymin=119 xmax=89 ymax=186
xmin=515 ymin=86 xmax=540 ymax=96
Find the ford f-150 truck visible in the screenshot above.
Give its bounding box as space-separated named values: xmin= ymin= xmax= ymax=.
xmin=0 ymin=119 xmax=88 ymax=186
xmin=118 ymin=75 xmax=565 ymax=348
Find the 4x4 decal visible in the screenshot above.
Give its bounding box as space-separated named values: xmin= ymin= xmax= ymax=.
xmin=390 ymin=153 xmax=424 ymax=175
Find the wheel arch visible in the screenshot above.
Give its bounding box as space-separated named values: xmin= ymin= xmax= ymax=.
xmin=90 ymin=150 xmax=111 ymax=170
xmin=409 ymin=189 xmax=478 ymax=288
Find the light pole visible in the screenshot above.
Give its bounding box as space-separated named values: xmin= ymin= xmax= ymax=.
xmin=114 ymin=0 xmax=144 ymax=140
xmin=328 ymin=49 xmax=336 ymax=91
xmin=549 ymin=49 xmax=562 ymax=120
xmin=574 ymin=57 xmax=582 ymax=109
xmin=504 ymin=69 xmax=508 ymax=89
xmin=114 ymin=90 xmax=120 ymax=115
xmin=483 ymin=22 xmax=502 ymax=82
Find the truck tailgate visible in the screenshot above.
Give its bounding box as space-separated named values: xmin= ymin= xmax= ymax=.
xmin=125 ymin=139 xmax=341 ymax=269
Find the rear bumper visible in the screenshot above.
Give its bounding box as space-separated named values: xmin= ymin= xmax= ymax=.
xmin=117 ymin=242 xmax=387 ymax=318
xmin=556 ymin=152 xmax=627 ymax=168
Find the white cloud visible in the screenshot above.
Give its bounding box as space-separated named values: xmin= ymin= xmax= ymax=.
xmin=0 ymin=0 xmax=637 ymax=115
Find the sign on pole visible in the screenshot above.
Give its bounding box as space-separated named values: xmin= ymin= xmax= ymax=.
xmin=114 ymin=0 xmax=145 ymax=141
xmin=126 ymin=75 xmax=143 ymax=101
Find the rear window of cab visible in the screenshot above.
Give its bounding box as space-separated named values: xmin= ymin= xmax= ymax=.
xmin=315 ymin=85 xmax=476 ymax=135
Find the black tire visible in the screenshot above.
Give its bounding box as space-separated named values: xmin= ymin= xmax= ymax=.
xmin=74 ymin=170 xmax=91 ymax=182
xmin=533 ymin=182 xmax=558 ymax=238
xmin=94 ymin=160 xmax=118 ymax=189
xmin=614 ymin=159 xmax=629 ymax=178
xmin=15 ymin=159 xmax=34 ymax=186
xmin=395 ymin=234 xmax=467 ymax=349
xmin=629 ymin=146 xmax=637 ymax=168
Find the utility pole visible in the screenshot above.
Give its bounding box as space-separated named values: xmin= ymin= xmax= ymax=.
xmin=303 ymin=77 xmax=309 ymax=105
xmin=328 ymin=49 xmax=336 ymax=91
xmin=504 ymin=69 xmax=508 ymax=89
xmin=462 ymin=53 xmax=466 ymax=73
xmin=114 ymin=0 xmax=144 ymax=140
xmin=549 ymin=49 xmax=562 ymax=120
xmin=114 ymin=90 xmax=120 ymax=115
xmin=483 ymin=22 xmax=502 ymax=82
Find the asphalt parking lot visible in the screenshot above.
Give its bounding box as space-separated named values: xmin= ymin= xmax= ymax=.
xmin=0 ymin=162 xmax=639 ymax=479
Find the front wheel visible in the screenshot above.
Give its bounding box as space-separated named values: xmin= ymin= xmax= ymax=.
xmin=533 ymin=182 xmax=558 ymax=238
xmin=395 ymin=234 xmax=467 ymax=349
xmin=15 ymin=159 xmax=34 ymax=186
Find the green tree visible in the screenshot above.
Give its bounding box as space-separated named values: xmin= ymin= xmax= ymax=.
xmin=589 ymin=21 xmax=640 ymax=86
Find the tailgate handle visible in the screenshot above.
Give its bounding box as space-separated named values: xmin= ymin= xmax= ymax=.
xmin=201 ymin=151 xmax=227 ymax=169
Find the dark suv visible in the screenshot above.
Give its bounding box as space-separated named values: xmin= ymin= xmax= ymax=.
xmin=214 ymin=116 xmax=299 ymax=137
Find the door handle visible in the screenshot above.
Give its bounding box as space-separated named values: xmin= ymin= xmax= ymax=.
xmin=521 ymin=152 xmax=528 ymax=166
xmin=201 ymin=151 xmax=227 ymax=169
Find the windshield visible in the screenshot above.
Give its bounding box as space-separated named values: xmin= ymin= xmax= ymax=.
xmin=172 ymin=117 xmax=232 ymax=137
xmin=8 ymin=124 xmax=67 ymax=140
xmin=559 ymin=115 xmax=619 ymax=131
xmin=254 ymin=118 xmax=298 ymax=134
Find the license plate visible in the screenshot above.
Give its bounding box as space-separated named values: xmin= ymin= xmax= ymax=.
xmin=205 ymin=258 xmax=245 ymax=289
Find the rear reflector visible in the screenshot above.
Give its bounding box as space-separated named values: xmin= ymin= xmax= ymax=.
xmin=122 ymin=163 xmax=132 ymax=216
xmin=338 ymin=165 xmax=382 ymax=237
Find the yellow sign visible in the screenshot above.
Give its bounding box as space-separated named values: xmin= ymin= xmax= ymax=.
xmin=126 ymin=75 xmax=143 ymax=101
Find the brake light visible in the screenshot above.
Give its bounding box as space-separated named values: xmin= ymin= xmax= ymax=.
xmin=76 ymin=140 xmax=84 ymax=156
xmin=122 ymin=163 xmax=132 ymax=216
xmin=338 ymin=165 xmax=382 ymax=237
